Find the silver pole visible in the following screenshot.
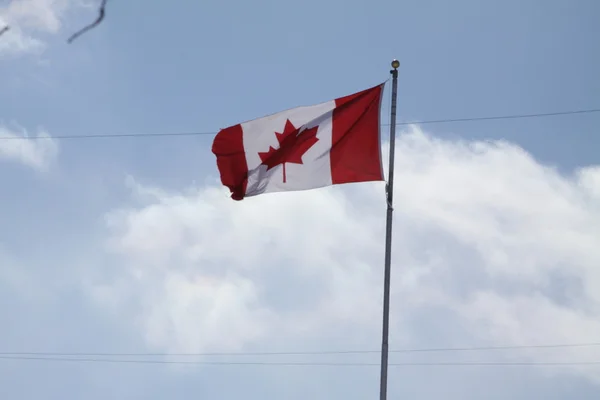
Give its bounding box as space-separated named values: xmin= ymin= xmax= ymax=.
xmin=379 ymin=59 xmax=399 ymax=400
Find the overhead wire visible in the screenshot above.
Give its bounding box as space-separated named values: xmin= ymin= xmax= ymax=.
xmin=1 ymin=108 xmax=598 ymax=141
xmin=0 ymin=355 xmax=598 ymax=367
xmin=1 ymin=341 xmax=600 ymax=357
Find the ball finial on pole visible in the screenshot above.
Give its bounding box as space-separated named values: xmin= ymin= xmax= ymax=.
xmin=391 ymin=59 xmax=400 ymax=69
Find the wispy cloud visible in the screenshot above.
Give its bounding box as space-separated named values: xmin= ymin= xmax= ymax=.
xmin=0 ymin=124 xmax=58 ymax=170
xmin=88 ymin=127 xmax=600 ymax=384
xmin=0 ymin=0 xmax=83 ymax=57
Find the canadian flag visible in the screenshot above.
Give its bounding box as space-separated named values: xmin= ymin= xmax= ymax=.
xmin=212 ymin=83 xmax=385 ymax=200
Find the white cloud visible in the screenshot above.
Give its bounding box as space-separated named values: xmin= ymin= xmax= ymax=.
xmin=91 ymin=127 xmax=600 ymax=383
xmin=0 ymin=0 xmax=83 ymax=56
xmin=0 ymin=124 xmax=58 ymax=170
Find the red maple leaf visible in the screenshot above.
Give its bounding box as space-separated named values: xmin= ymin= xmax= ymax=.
xmin=258 ymin=119 xmax=319 ymax=183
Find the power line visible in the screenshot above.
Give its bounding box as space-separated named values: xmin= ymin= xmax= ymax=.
xmin=1 ymin=108 xmax=598 ymax=141
xmin=403 ymin=108 xmax=600 ymax=125
xmin=0 ymin=355 xmax=598 ymax=367
xmin=2 ymin=342 xmax=599 ymax=357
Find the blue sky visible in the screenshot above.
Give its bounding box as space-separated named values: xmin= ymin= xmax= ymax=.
xmin=1 ymin=0 xmax=600 ymax=399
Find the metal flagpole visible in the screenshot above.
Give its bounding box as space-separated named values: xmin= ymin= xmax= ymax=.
xmin=379 ymin=59 xmax=400 ymax=400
